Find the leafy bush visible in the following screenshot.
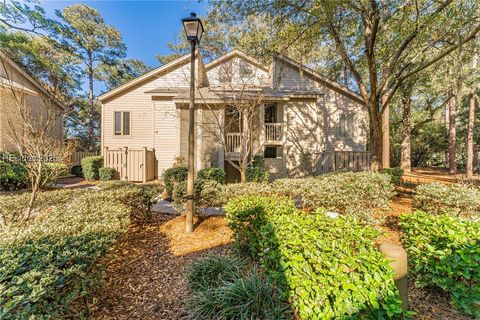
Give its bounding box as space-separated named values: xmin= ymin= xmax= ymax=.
xmin=246 ymin=166 xmax=270 ymax=183
xmin=0 ymin=190 xmax=130 ymax=318
xmin=222 ymin=182 xmax=272 ymax=204
xmin=187 ymin=255 xmax=245 ymax=291
xmin=0 ymin=160 xmax=28 ymax=191
xmin=197 ymin=167 xmax=225 ymax=184
xmin=99 ymin=167 xmax=117 ymax=181
xmin=163 ymin=166 xmax=188 ymax=196
xmin=188 ymin=257 xmax=290 ymax=320
xmin=173 ymin=179 xmax=225 ymax=210
xmin=42 ymin=162 xmax=68 ymax=186
xmin=81 ymin=156 xmax=103 ymax=180
xmin=97 ymin=180 xmax=133 ymax=190
xmin=225 ymin=195 xmax=404 ymax=319
xmin=413 ymin=183 xmax=480 ymax=218
xmin=272 ymin=171 xmax=395 ymax=223
xmin=380 ymin=167 xmax=404 ymax=185
xmin=400 ymin=212 xmax=480 ymax=317
xmin=70 ymin=164 xmax=83 ymax=177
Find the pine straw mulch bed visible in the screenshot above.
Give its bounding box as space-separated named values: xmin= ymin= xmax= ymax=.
xmin=89 ymin=213 xmax=233 ymax=320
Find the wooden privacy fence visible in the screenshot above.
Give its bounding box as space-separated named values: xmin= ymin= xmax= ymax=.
xmin=316 ymin=150 xmax=370 ymax=174
xmin=70 ymin=151 xmax=98 ymax=165
xmin=104 ymin=147 xmax=156 ymax=182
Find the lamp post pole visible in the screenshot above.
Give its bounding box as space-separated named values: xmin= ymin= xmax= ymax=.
xmin=186 ymin=40 xmax=196 ymax=233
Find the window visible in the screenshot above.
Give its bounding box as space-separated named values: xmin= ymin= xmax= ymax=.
xmin=239 ymin=61 xmax=253 ymax=78
xmin=219 ymin=62 xmax=232 ymax=84
xmin=264 ymin=145 xmax=282 ymax=159
xmin=339 ymin=113 xmax=354 ymax=140
xmin=114 ymin=111 xmax=131 ymax=136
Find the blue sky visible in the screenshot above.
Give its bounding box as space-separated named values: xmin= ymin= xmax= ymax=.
xmin=39 ymin=0 xmax=210 ymax=93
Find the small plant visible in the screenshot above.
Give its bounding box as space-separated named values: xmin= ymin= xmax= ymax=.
xmin=0 ymin=157 xmax=28 ymax=191
xmin=400 ymin=212 xmax=480 ymax=317
xmin=70 ymin=164 xmax=83 ymax=177
xmin=187 ymin=255 xmax=244 ymax=291
xmin=197 ymin=167 xmax=225 ymax=184
xmin=246 ymin=166 xmax=270 ymax=183
xmin=42 ymin=162 xmax=68 ymax=186
xmin=163 ymin=166 xmax=188 ymax=196
xmin=188 ymin=256 xmax=291 ymax=320
xmin=380 ymin=167 xmax=404 ymax=185
xmin=99 ymin=167 xmax=117 ymax=181
xmin=81 ymin=156 xmax=103 ymax=180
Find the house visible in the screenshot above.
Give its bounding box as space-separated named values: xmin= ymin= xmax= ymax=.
xmin=98 ymin=49 xmax=368 ymax=182
xmin=0 ymin=51 xmax=64 ymax=152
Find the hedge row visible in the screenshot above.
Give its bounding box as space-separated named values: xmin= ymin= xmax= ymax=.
xmin=0 ymin=183 xmax=164 ymax=318
xmin=225 ymin=195 xmax=404 ymax=319
xmin=413 ymin=182 xmax=480 ymax=218
xmin=223 ymin=171 xmax=395 ymax=224
xmin=400 ymin=212 xmax=480 ymax=318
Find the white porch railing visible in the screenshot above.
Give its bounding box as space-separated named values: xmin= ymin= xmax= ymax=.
xmin=265 ymin=123 xmax=282 ymax=142
xmin=226 ymin=132 xmax=241 ymax=153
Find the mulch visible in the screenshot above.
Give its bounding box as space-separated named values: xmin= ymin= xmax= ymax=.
xmin=89 ymin=214 xmax=233 ymax=320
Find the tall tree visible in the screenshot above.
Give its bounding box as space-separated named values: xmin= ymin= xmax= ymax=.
xmin=466 ymin=93 xmax=476 ymax=178
xmin=57 ymin=4 xmax=126 ymax=150
xmin=216 ymin=0 xmax=480 ymax=170
xmin=95 ymin=58 xmax=151 ymax=90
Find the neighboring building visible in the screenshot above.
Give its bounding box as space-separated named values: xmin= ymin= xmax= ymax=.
xmin=0 ymin=51 xmax=64 ymax=151
xmin=99 ymin=50 xmax=367 ymax=182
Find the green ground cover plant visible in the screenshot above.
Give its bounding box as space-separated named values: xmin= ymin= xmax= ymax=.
xmin=400 ymin=212 xmax=480 ymax=317
xmin=413 ymin=182 xmax=480 ymax=218
xmin=225 ymin=195 xmax=404 ymax=319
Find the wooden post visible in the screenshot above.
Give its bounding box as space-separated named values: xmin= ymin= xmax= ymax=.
xmin=123 ymin=146 xmax=128 ymax=181
xmin=142 ymin=147 xmax=147 ymax=183
xmin=380 ymin=243 xmax=408 ymax=310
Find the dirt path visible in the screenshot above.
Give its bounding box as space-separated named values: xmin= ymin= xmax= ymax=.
xmin=90 ymin=214 xmax=232 ymax=320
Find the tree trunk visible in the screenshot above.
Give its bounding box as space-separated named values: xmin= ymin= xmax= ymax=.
xmin=448 ymin=94 xmax=457 ymax=175
xmin=466 ymin=93 xmax=475 ymax=179
xmin=368 ymin=100 xmax=383 ymax=171
xmin=400 ymin=96 xmax=412 ymax=173
xmin=88 ymin=53 xmax=95 ymax=151
xmin=240 ymin=166 xmax=247 ymax=183
xmin=381 ymin=93 xmax=390 ymax=168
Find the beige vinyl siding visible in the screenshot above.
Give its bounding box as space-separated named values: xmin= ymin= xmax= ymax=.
xmin=0 ymin=61 xmax=64 ymax=151
xmin=102 ymin=58 xmax=197 ymax=174
xmin=273 ymin=60 xmax=320 ymax=90
xmin=206 ymin=57 xmax=269 ymax=86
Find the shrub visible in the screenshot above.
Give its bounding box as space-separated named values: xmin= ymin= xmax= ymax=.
xmin=246 ymin=166 xmax=270 ymax=183
xmin=81 ymin=156 xmax=103 ymax=180
xmin=188 ymin=260 xmax=290 ymax=320
xmin=97 ymin=180 xmax=133 ymax=190
xmin=187 ymin=255 xmax=245 ymax=291
xmin=413 ymin=183 xmax=480 ymax=218
xmin=0 ymin=160 xmax=28 ymax=191
xmin=173 ymin=179 xmax=225 ymax=209
xmin=225 ymin=195 xmax=404 ymax=319
xmin=272 ymin=171 xmax=395 ymax=223
xmin=163 ymin=166 xmax=188 ymax=196
xmin=222 ymin=182 xmax=272 ymax=204
xmin=99 ymin=167 xmax=117 ymax=181
xmin=197 ymin=167 xmax=225 ymax=184
xmin=0 ymin=190 xmax=130 ymax=318
xmin=400 ymin=212 xmax=480 ymax=317
xmin=42 ymin=162 xmax=69 ymax=186
xmin=70 ymin=164 xmax=83 ymax=177
xmin=380 ymin=167 xmax=404 ymax=185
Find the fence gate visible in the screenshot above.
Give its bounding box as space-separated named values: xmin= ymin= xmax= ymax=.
xmin=104 ymin=147 xmax=156 ymax=182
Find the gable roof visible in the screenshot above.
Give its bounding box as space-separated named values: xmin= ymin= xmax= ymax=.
xmin=273 ymin=54 xmax=363 ymax=104
xmin=0 ymin=50 xmax=66 ymax=110
xmin=99 ymin=48 xmax=364 ymax=105
xmin=98 ymin=53 xmax=193 ymax=101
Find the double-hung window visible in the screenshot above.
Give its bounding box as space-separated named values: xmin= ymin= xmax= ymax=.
xmin=339 ymin=113 xmax=354 ymax=140
xmin=114 ymin=111 xmax=130 ymax=136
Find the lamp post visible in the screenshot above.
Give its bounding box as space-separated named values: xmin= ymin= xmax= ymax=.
xmin=182 ymin=12 xmax=204 ymax=233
